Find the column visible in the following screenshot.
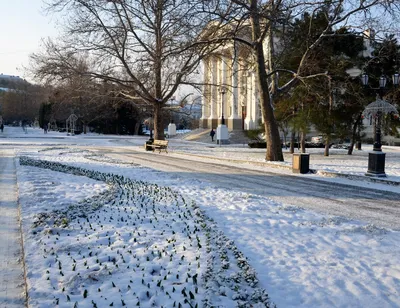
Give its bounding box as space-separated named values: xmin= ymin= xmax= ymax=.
xmin=253 ymin=74 xmax=261 ymax=128
xmin=201 ymin=58 xmax=210 ymax=128
xmin=221 ymin=56 xmax=227 ymax=121
xmin=227 ymin=42 xmax=243 ymax=130
xmin=231 ymin=56 xmax=239 ymax=119
xmin=217 ymin=55 xmax=229 ymax=143
xmin=239 ymin=65 xmax=247 ymax=130
xmin=245 ymin=71 xmax=256 ymax=130
xmin=208 ymin=56 xmax=218 ymax=129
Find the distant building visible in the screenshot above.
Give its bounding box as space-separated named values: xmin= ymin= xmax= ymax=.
xmin=0 ymin=74 xmax=23 ymax=79
xmin=362 ymin=29 xmax=375 ymax=58
xmin=164 ymin=96 xmax=202 ymax=129
xmin=0 ymin=74 xmax=25 ymax=92
xmin=183 ymin=96 xmax=202 ymax=119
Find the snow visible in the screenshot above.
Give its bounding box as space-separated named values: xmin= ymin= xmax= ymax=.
xmin=0 ymin=149 xmax=25 ymax=307
xmin=1 ymin=126 xmax=400 ymax=307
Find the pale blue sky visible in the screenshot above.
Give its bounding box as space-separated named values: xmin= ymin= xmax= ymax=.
xmin=0 ymin=0 xmax=59 ymax=80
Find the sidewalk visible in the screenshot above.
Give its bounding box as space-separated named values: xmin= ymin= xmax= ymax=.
xmin=0 ymin=149 xmax=26 ymax=308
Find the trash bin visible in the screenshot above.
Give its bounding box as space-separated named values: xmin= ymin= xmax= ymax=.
xmin=292 ymin=153 xmax=310 ymax=174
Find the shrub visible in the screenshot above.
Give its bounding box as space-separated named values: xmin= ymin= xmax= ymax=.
xmin=244 ymin=129 xmax=264 ymax=140
xmin=248 ymin=141 xmax=266 ymax=148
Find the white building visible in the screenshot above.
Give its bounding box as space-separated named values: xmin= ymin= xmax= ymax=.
xmin=200 ymin=52 xmax=261 ymax=131
xmin=199 ymin=22 xmax=267 ymax=131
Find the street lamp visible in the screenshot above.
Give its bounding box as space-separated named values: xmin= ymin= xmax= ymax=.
xmin=216 ymin=86 xmax=229 ymax=145
xmin=361 ymin=72 xmax=399 ymax=177
xmin=361 ymin=73 xmax=399 ymax=151
xmin=219 ymin=86 xmax=226 ymax=125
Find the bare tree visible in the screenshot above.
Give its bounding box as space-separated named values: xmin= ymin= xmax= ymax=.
xmin=31 ymin=0 xmax=228 ymax=139
xmin=1 ymin=81 xmax=45 ymax=123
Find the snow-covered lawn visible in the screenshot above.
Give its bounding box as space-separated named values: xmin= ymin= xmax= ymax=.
xmin=15 ymin=145 xmax=400 ymax=308
xmin=17 ymin=152 xmax=271 ymax=308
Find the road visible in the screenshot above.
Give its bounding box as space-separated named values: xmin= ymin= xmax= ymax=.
xmin=102 ymin=146 xmax=400 ymax=230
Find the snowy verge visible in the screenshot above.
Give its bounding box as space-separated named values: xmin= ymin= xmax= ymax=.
xmin=14 ymin=146 xmax=400 ymax=307
xmin=17 ymin=156 xmax=273 ymax=308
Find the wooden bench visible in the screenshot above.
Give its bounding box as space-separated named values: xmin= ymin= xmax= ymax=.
xmin=148 ymin=139 xmax=169 ymax=153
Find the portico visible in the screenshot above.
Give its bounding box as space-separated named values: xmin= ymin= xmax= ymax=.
xmin=200 ymin=46 xmax=262 ymax=131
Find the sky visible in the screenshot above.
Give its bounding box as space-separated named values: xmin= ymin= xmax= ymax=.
xmin=0 ymin=0 xmax=60 ymax=81
xmin=0 ymin=0 xmax=196 ymax=99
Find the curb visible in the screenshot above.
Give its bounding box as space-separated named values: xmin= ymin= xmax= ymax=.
xmin=315 ymin=170 xmax=400 ymax=186
xmin=14 ymin=156 xmax=29 ymax=307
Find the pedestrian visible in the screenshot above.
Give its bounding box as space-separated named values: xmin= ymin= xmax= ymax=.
xmin=210 ymin=128 xmax=215 ymax=142
xmin=0 ymin=123 xmax=3 ymax=133
xmin=43 ymin=123 xmax=48 ymax=134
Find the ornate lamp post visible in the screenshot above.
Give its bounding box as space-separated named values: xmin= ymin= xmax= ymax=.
xmin=216 ymin=86 xmax=228 ymax=144
xmin=361 ymin=73 xmax=399 ymax=177
xmin=220 ymin=86 xmax=226 ymax=125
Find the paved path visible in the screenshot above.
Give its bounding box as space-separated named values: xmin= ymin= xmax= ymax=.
xmin=0 ymin=149 xmax=26 ymax=308
xmin=104 ymin=147 xmax=400 ymax=230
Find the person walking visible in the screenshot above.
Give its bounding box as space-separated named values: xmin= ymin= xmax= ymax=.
xmin=0 ymin=123 xmax=3 ymax=133
xmin=210 ymin=128 xmax=215 ymax=142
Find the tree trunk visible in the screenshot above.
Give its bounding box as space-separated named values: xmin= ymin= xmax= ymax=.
xmin=282 ymin=129 xmax=288 ymax=150
xmin=134 ymin=122 xmax=140 ymax=135
xmin=324 ymin=136 xmax=330 ymax=156
xmin=290 ymin=130 xmax=295 ymax=154
xmin=297 ymin=132 xmax=300 ymax=151
xmin=250 ymin=0 xmax=283 ymax=161
xmin=357 ymin=123 xmax=362 ymax=150
xmin=153 ymin=103 xmax=164 ymax=140
xmin=301 ymin=130 xmax=306 ymax=153
xmin=348 ymin=142 xmax=355 ymax=155
xmin=348 ymin=113 xmax=362 ymax=155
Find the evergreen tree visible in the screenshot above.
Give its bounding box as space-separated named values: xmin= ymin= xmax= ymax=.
xmin=278 ymin=7 xmax=366 ymax=156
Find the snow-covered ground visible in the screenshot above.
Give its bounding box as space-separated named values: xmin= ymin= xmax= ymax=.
xmin=1 ymin=126 xmax=400 ymax=307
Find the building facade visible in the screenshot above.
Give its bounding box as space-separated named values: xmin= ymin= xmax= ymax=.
xmin=200 ymin=45 xmax=263 ymax=131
